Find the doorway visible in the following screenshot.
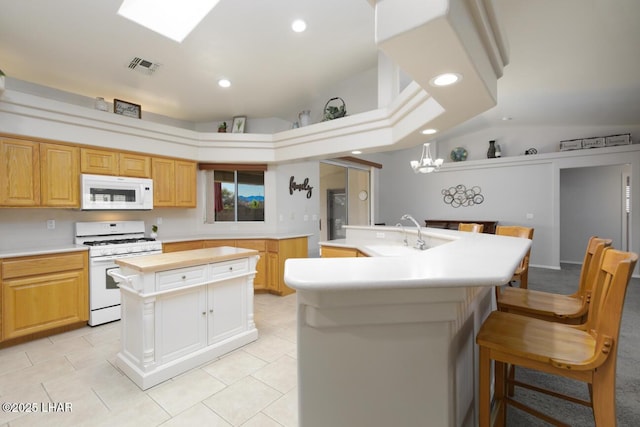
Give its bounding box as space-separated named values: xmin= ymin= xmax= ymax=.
xmin=559 ymin=164 xmax=630 ymax=263
xmin=320 ymin=161 xmax=371 ymax=241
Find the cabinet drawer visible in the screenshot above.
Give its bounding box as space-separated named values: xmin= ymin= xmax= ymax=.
xmin=210 ymin=259 xmax=249 ymax=280
xmin=156 ymin=265 xmax=207 ymax=291
xmin=2 ymin=252 xmax=86 ymax=279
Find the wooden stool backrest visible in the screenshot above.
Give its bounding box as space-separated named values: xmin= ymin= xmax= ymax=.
xmin=584 ymin=248 xmax=638 ymax=340
xmin=577 ymin=237 xmax=612 ymax=297
xmin=458 ymin=223 xmax=484 ymax=233
xmin=495 ymin=225 xmax=534 ymax=272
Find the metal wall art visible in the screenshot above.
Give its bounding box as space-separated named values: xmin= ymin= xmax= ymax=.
xmin=442 ymin=184 xmax=484 ymax=208
xmin=289 ymin=176 xmax=313 ymax=198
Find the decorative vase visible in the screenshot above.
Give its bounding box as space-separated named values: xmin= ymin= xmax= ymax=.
xmin=298 ymin=110 xmax=311 ymax=127
xmin=95 ymin=97 xmax=108 ymax=111
xmin=495 ymin=144 xmax=502 ymax=158
xmin=487 ymin=140 xmax=496 ymax=158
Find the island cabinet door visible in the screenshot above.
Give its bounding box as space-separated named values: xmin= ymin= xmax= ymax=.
xmin=207 ymin=277 xmax=246 ymax=345
xmin=155 ymin=287 xmax=207 ymax=365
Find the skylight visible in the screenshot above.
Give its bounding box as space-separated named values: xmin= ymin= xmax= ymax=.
xmin=118 ymin=0 xmax=220 ymax=43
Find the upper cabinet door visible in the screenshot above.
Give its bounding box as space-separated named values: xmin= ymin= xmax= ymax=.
xmin=175 ymin=160 xmax=197 ymax=208
xmin=152 ymin=157 xmax=176 ymax=207
xmin=40 ymin=143 xmax=79 ymax=207
xmin=0 ymin=138 xmax=41 ymax=206
xmin=80 ymin=148 xmax=118 ymax=175
xmin=120 ymin=153 xmax=151 ymax=178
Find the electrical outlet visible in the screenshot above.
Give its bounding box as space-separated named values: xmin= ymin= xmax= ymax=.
xmin=526 ymin=213 xmax=534 ymax=219
xmin=46 ymin=219 xmax=55 ymax=230
xmin=156 ymin=217 xmax=163 ymax=225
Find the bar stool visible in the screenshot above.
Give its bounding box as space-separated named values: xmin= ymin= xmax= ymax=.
xmin=495 ymin=225 xmax=534 ymax=289
xmin=477 ymin=247 xmax=638 ymax=426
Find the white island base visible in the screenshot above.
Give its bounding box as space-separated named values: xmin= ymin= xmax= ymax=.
xmin=296 ymin=286 xmax=492 ymax=427
xmin=285 ymin=225 xmax=530 ymax=427
xmin=111 ymin=247 xmax=260 ymax=390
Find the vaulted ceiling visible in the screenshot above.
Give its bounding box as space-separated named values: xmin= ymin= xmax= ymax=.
xmin=1 ymin=0 xmax=639 ymax=136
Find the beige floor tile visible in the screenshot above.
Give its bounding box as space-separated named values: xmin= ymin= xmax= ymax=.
xmin=0 ymin=350 xmax=32 ymax=376
xmin=158 ymin=402 xmax=232 ymax=427
xmin=202 ymin=350 xmax=267 ymax=385
xmin=8 ymin=393 xmax=109 ymax=427
xmin=25 ymin=335 xmax=93 ymax=364
xmin=0 ymin=357 xmax=75 ymax=395
xmin=91 ymin=371 xmax=151 ymax=411
xmin=241 ymin=412 xmax=284 ymax=426
xmin=203 ymin=376 xmax=281 ymax=426
xmin=0 ymin=382 xmax=51 ymax=424
xmin=90 ymin=393 xmax=170 ymax=427
xmin=148 ymin=368 xmax=226 ymax=416
xmin=243 ymin=335 xmax=296 ymax=363
xmin=262 ymin=388 xmax=298 ymax=427
xmin=251 ymin=355 xmax=297 ymax=394
xmin=43 ymin=360 xmax=123 ymax=402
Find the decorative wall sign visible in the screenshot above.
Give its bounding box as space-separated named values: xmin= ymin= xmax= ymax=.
xmin=442 ymin=184 xmax=484 ymax=208
xmin=289 ymin=176 xmax=313 ymax=198
xmin=113 ymin=99 xmax=141 ymax=118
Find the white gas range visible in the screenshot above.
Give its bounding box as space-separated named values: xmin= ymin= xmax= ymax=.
xmin=75 ymin=221 xmax=162 ymax=326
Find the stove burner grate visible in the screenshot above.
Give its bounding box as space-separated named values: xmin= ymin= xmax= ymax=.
xmin=84 ymin=237 xmax=156 ymax=246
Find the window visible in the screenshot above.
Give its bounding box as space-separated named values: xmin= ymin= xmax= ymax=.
xmin=203 ymin=167 xmax=265 ymax=223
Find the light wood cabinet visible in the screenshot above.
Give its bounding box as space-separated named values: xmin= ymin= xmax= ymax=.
xmin=40 ymin=143 xmax=79 ymax=207
xmin=152 ymin=158 xmax=197 ymax=208
xmin=321 ymin=246 xmax=361 ymax=258
xmin=120 ymin=152 xmax=151 ymax=178
xmin=0 ymin=138 xmax=40 ymax=206
xmin=203 ymin=239 xmax=236 ymax=248
xmin=175 ymin=160 xmax=197 ymax=207
xmin=1 ymin=251 xmax=88 ymax=341
xmin=163 ymin=241 xmax=204 ymax=253
xmin=266 ymin=237 xmax=308 ymax=296
xmin=81 ymin=148 xmax=118 ymax=175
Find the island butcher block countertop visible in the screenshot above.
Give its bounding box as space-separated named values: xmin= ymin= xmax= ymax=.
xmin=115 ymin=246 xmax=258 ymax=273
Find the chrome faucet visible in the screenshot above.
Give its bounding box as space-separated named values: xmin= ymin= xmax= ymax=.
xmin=395 ymin=223 xmax=408 ymax=246
xmin=401 ymin=214 xmax=427 ymax=250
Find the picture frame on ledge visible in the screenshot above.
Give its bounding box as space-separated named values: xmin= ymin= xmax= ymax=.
xmin=114 ymin=99 xmax=141 ymax=119
xmin=232 ymin=116 xmax=246 ymax=133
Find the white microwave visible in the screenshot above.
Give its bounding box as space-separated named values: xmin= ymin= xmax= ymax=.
xmin=81 ymin=174 xmax=153 ymax=210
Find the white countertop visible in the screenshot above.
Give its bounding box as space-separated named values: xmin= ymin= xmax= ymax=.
xmin=285 ymin=226 xmax=531 ymax=291
xmin=0 ymin=244 xmax=88 ymax=259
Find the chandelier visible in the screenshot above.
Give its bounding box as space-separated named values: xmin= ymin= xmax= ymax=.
xmin=410 ymin=142 xmax=444 ymax=173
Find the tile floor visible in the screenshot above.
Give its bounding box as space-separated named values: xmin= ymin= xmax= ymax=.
xmin=0 ymin=293 xmax=298 ymax=427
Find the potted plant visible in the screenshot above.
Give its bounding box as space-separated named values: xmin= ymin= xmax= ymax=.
xmin=218 ymin=122 xmax=227 ymax=133
xmin=150 ymin=224 xmax=158 ymax=239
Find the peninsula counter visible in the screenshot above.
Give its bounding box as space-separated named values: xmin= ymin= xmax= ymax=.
xmin=284 ymin=225 xmax=531 ymax=427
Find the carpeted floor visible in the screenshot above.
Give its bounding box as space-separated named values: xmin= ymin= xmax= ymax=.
xmin=504 ymin=263 xmax=640 ymax=426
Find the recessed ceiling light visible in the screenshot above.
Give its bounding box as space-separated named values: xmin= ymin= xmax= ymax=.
xmin=351 ymin=150 xmax=362 ymax=155
xmin=421 ymin=128 xmax=437 ymax=135
xmin=430 ymin=73 xmax=462 ymax=87
xmin=218 ymin=79 xmax=231 ymax=88
xmin=118 ymin=0 xmax=221 ymax=43
xmin=291 ymin=19 xmax=307 ymax=33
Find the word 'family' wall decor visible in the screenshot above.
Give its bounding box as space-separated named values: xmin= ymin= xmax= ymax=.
xmin=442 ymin=184 xmax=484 ymax=208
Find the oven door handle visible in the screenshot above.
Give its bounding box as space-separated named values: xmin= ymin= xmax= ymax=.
xmin=107 ymin=268 xmax=137 ymax=287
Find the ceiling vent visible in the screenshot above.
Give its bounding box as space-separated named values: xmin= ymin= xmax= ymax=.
xmin=127 ymin=57 xmax=160 ymax=75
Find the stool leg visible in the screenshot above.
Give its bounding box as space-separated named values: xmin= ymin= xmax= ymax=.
xmin=495 ymin=360 xmax=507 ymax=427
xmin=479 ymin=347 xmax=491 ymax=427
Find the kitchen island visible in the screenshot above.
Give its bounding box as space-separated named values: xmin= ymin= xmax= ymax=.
xmin=284 ymin=225 xmax=531 ymax=427
xmin=111 ymin=247 xmax=259 ymax=390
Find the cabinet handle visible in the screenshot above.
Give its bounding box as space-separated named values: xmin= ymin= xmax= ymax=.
xmin=182 ymin=275 xmax=187 ymax=280
xmin=209 ymin=309 xmax=213 ymax=314
xmin=202 ymin=311 xmax=206 ymax=316
xmin=229 ymin=266 xmax=233 ymax=271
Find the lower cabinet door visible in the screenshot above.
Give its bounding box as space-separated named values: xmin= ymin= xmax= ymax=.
xmin=155 ymin=287 xmax=207 ymax=364
xmin=3 ymin=270 xmax=86 ymax=339
xmin=207 ymin=278 xmax=246 ymax=345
